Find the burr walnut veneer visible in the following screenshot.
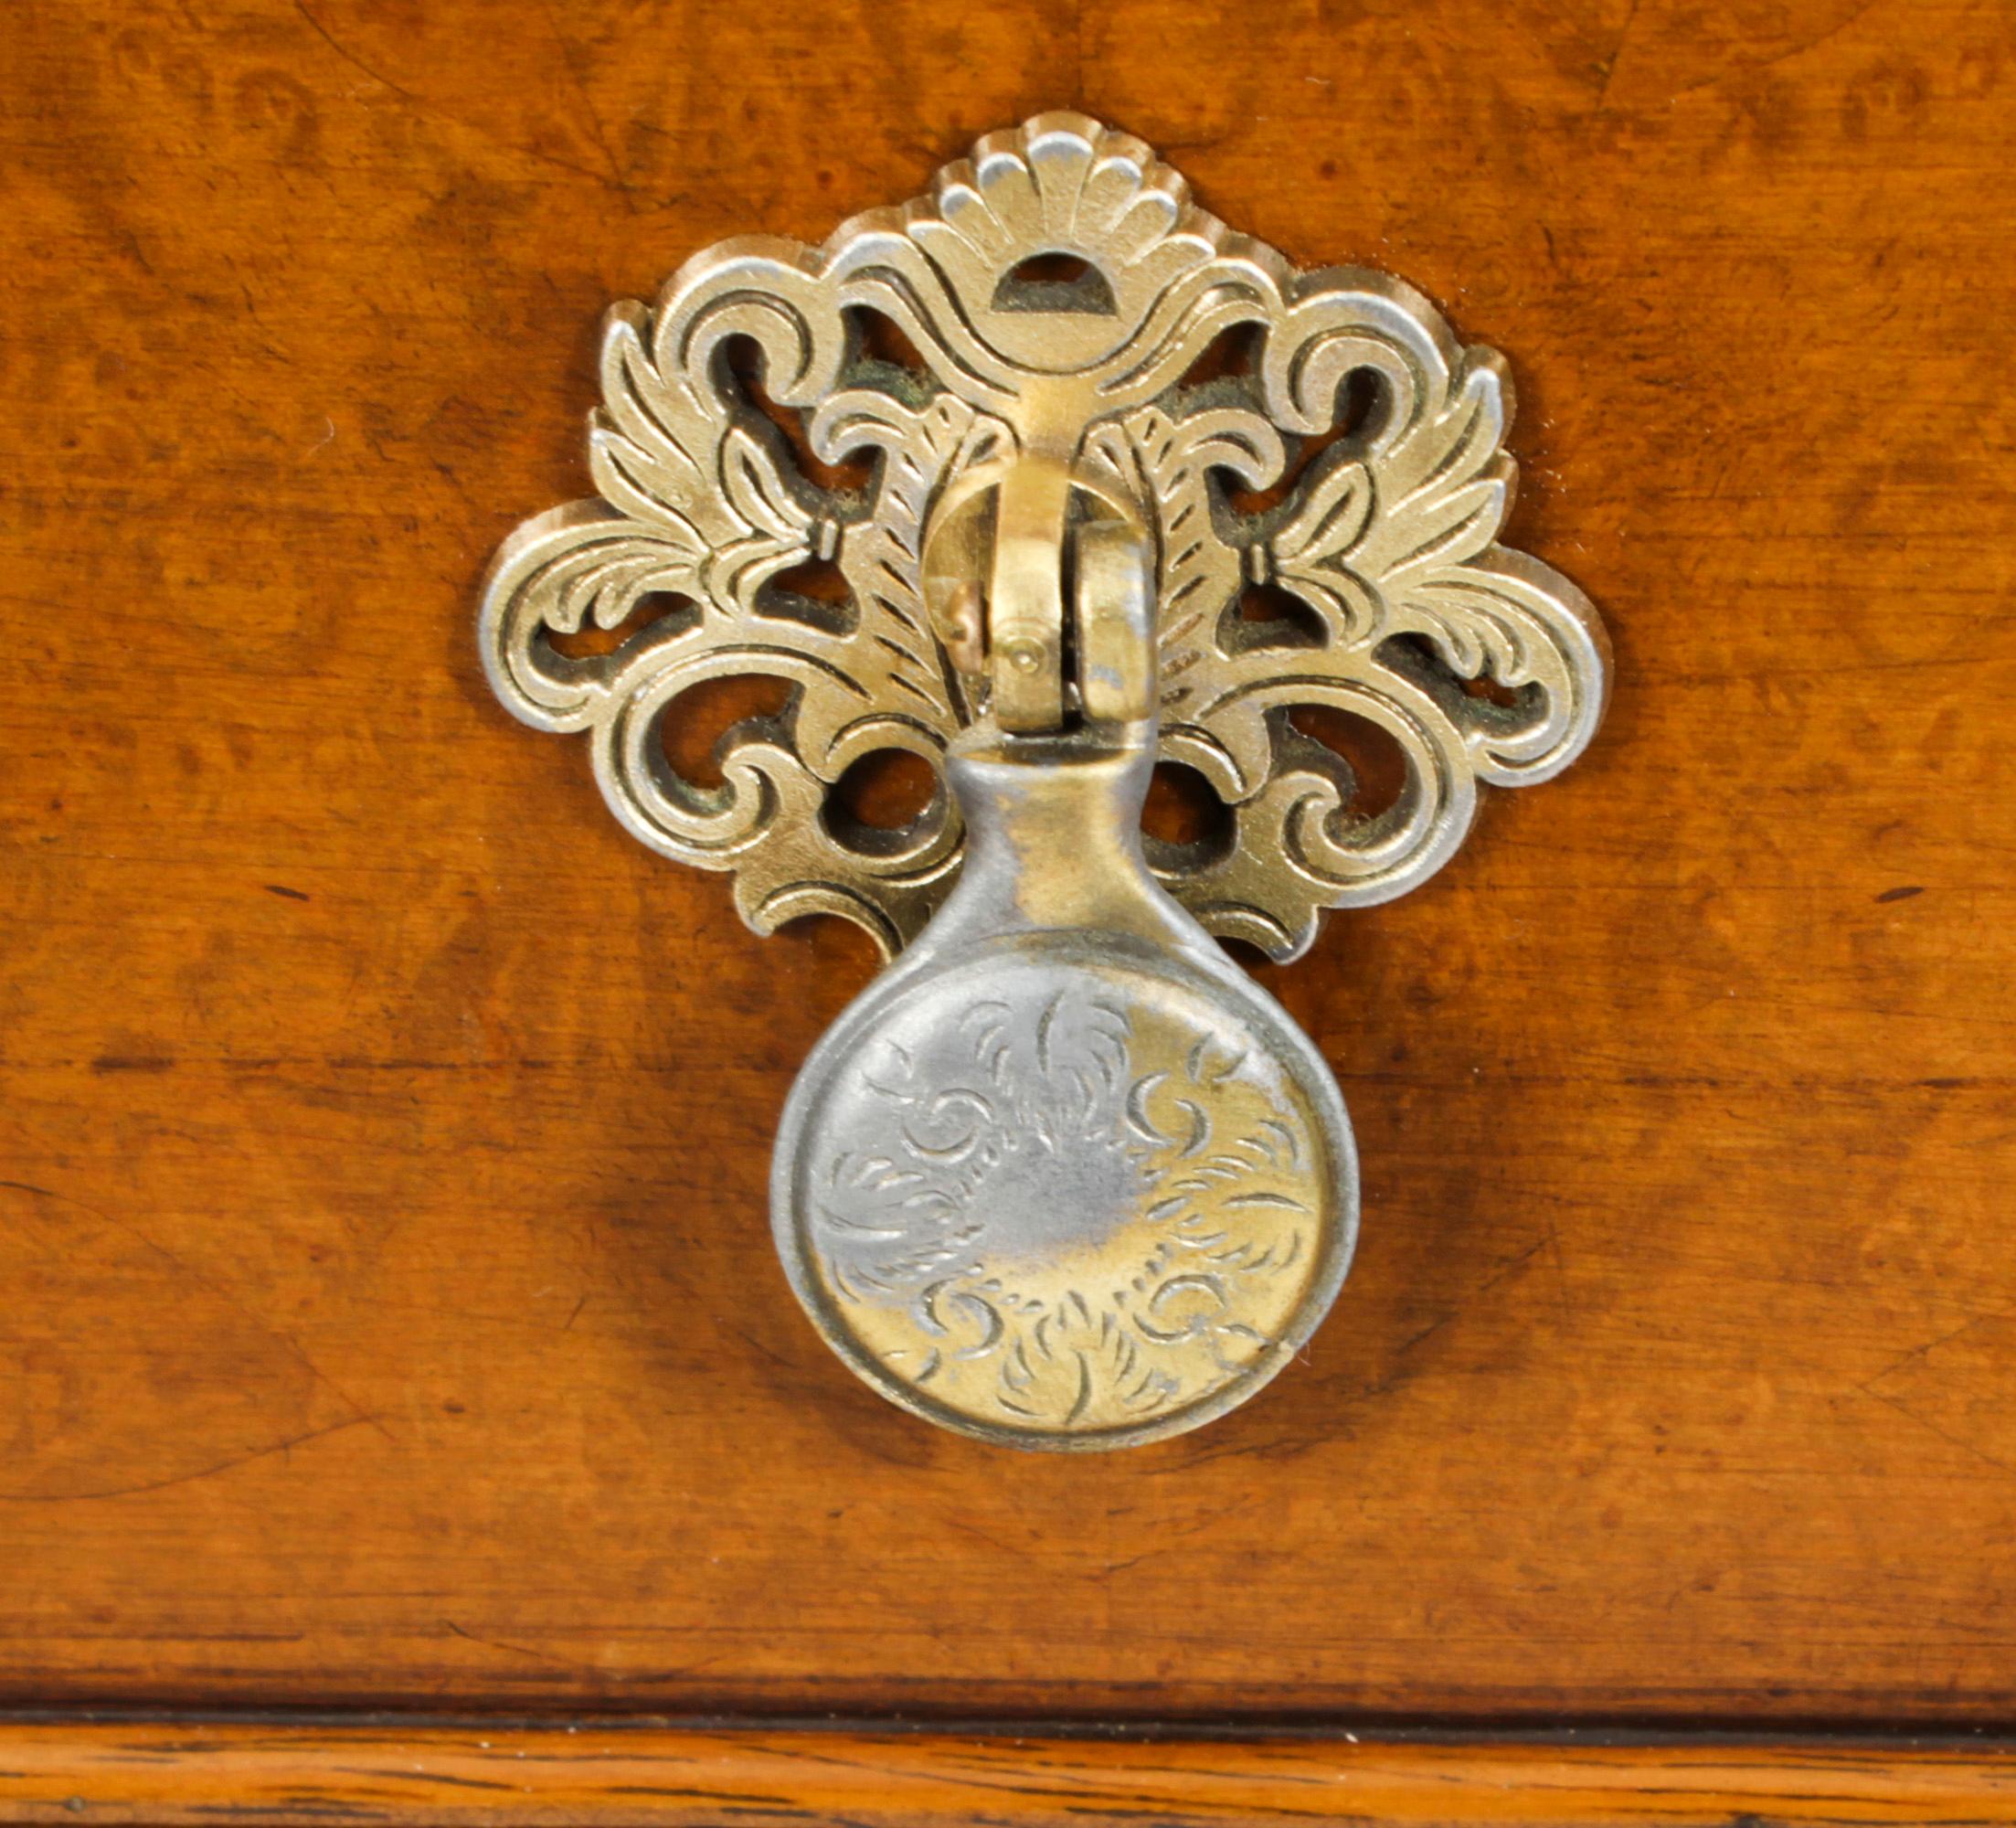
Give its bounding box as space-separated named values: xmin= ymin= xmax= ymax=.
xmin=4 ymin=0 xmax=2015 ymax=1818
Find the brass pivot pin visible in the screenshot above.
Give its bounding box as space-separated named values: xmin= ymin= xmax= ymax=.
xmin=921 ymin=454 xmax=1155 ymax=734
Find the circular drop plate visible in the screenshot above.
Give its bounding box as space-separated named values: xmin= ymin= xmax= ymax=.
xmin=772 ymin=937 xmax=1357 ymax=1450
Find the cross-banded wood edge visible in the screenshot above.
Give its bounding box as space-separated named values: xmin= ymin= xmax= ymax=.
xmin=0 ymin=1721 xmax=2011 ymax=1826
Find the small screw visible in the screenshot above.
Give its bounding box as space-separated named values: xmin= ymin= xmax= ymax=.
xmin=1003 ymin=638 xmax=1044 ymax=675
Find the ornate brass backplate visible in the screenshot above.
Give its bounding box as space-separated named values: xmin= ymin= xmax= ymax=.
xmin=480 ymin=113 xmax=1608 ymax=1449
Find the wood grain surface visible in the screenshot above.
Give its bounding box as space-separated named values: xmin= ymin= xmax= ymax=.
xmin=5 ymin=1722 xmax=2016 ymax=1828
xmin=4 ymin=0 xmax=2015 ymax=1727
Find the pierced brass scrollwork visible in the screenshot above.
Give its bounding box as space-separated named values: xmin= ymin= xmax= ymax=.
xmin=481 ymin=114 xmax=1608 ymax=1448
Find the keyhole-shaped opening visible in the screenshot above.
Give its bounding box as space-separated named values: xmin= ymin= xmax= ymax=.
xmin=992 ymin=250 xmax=1118 ymax=316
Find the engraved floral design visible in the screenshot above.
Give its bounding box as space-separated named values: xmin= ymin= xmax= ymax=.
xmin=805 ymin=983 xmax=1322 ymax=1432
xmin=481 ymin=112 xmax=1607 ymax=959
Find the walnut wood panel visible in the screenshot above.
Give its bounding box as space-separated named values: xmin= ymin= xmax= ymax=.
xmin=4 ymin=0 xmax=2014 ymax=1724
xmin=3 ymin=1723 xmax=2016 ymax=1828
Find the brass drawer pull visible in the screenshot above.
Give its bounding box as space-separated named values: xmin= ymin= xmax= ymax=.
xmin=479 ymin=113 xmax=1608 ymax=1448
